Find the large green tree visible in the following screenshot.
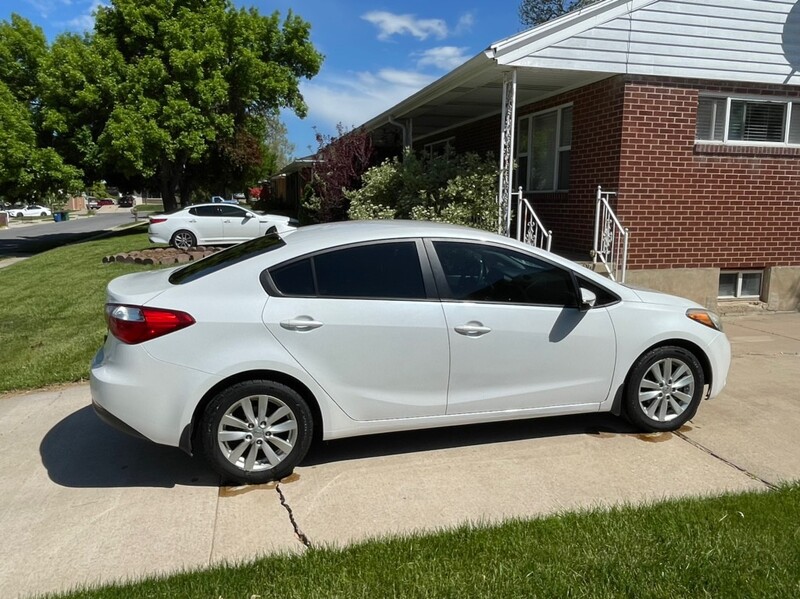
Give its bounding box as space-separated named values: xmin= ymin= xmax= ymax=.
xmin=0 ymin=15 xmax=82 ymax=204
xmin=41 ymin=0 xmax=321 ymax=211
xmin=519 ymin=0 xmax=602 ymax=27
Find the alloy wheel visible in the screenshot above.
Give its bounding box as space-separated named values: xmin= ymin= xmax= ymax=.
xmin=637 ymin=357 xmax=695 ymax=422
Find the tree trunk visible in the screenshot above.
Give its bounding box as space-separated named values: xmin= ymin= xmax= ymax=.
xmin=160 ymin=161 xmax=178 ymax=213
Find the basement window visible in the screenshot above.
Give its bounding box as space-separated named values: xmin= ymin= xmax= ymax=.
xmin=697 ymin=96 xmax=800 ymax=145
xmin=718 ymin=271 xmax=762 ymax=299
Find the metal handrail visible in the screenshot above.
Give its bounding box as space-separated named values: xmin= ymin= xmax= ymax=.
xmin=514 ymin=187 xmax=552 ymax=252
xmin=591 ymin=185 xmax=629 ymax=282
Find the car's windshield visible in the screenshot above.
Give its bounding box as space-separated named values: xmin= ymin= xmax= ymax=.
xmin=169 ymin=233 xmax=286 ymax=285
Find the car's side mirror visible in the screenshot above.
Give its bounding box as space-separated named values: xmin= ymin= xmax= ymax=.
xmin=244 ymin=212 xmax=255 ymax=219
xmin=580 ymin=288 xmax=597 ymax=311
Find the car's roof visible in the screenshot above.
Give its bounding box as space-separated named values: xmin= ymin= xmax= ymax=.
xmin=287 ymin=219 xmax=497 ymax=245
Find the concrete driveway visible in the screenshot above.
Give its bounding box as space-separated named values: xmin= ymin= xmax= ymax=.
xmin=1 ymin=313 xmax=798 ymax=598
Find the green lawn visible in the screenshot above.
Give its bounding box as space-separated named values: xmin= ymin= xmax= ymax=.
xmin=0 ymin=229 xmax=159 ymax=393
xmin=46 ymin=484 xmax=800 ymax=598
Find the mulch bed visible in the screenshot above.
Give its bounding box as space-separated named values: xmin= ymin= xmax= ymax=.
xmin=102 ymin=246 xmax=224 ymax=265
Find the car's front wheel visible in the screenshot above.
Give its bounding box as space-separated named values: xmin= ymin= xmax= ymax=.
xmin=171 ymin=229 xmax=196 ymax=250
xmin=624 ymin=346 xmax=704 ymax=432
xmin=198 ymin=380 xmax=313 ymax=484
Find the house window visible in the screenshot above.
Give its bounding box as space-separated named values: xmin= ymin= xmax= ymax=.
xmin=718 ymin=271 xmax=762 ymax=299
xmin=423 ymin=138 xmax=454 ymax=158
xmin=516 ymin=105 xmax=572 ymax=192
xmin=697 ymin=96 xmax=800 ymax=145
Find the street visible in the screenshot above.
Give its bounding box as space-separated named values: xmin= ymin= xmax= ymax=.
xmin=0 ymin=212 xmax=137 ymax=257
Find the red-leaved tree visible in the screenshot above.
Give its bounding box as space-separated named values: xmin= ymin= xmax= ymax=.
xmin=307 ymin=123 xmax=373 ymax=223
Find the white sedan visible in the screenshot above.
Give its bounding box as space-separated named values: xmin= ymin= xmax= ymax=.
xmin=148 ymin=203 xmax=298 ymax=249
xmin=10 ymin=205 xmax=52 ymax=218
xmin=91 ymin=221 xmax=730 ymax=485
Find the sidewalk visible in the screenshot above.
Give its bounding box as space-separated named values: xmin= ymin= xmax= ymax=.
xmin=0 ymin=312 xmax=798 ymax=598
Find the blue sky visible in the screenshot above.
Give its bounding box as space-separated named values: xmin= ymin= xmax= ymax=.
xmin=4 ymin=1 xmax=524 ymax=158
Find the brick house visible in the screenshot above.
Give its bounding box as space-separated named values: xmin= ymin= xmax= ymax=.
xmin=358 ymin=0 xmax=800 ymax=311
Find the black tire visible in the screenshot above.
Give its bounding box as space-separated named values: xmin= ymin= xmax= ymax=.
xmin=40 ymin=212 xmax=47 ymax=217
xmin=198 ymin=380 xmax=313 ymax=484
xmin=624 ymin=346 xmax=704 ymax=432
xmin=171 ymin=229 xmax=196 ymax=250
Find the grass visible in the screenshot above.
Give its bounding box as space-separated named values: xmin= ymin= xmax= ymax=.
xmin=0 ymin=228 xmax=160 ymax=393
xmin=45 ymin=484 xmax=800 ymax=598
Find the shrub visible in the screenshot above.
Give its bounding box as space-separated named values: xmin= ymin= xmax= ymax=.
xmin=346 ymin=149 xmax=498 ymax=231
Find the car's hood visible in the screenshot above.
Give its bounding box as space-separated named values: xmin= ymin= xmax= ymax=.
xmin=106 ymin=268 xmax=178 ymax=305
xmin=626 ymin=285 xmax=703 ymax=309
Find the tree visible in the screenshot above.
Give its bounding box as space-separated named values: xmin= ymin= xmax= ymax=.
xmin=0 ymin=16 xmax=82 ymax=204
xmin=42 ymin=0 xmax=322 ymax=212
xmin=519 ymin=0 xmax=602 ymax=27
xmin=304 ymin=124 xmax=374 ymax=223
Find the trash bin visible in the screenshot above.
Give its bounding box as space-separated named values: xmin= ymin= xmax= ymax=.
xmin=53 ymin=212 xmax=62 ymax=222
xmin=61 ymin=211 xmax=70 ymax=221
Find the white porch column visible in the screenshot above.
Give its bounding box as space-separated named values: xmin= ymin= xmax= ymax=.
xmin=498 ymin=68 xmax=517 ymax=236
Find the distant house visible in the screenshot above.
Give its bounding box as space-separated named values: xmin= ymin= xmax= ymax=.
xmin=355 ymin=0 xmax=800 ymax=311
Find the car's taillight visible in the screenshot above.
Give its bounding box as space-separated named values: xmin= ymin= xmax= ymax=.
xmin=105 ymin=304 xmax=195 ymax=344
xmin=149 ymin=217 xmax=167 ymax=224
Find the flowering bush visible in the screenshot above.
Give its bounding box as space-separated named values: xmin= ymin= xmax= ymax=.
xmin=345 ymin=149 xmax=498 ymax=231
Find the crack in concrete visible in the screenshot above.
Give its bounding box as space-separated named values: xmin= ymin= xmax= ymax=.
xmin=276 ymin=484 xmax=311 ymax=548
xmin=674 ymin=431 xmax=778 ymax=490
xmin=730 ymin=322 xmax=800 ymax=343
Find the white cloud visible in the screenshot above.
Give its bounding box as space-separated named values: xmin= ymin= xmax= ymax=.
xmin=454 ymin=12 xmax=475 ymax=35
xmin=362 ymin=11 xmax=447 ymax=41
xmin=416 ymin=46 xmax=471 ymax=71
xmin=64 ymin=0 xmax=107 ymax=32
xmin=301 ymin=69 xmax=437 ymax=132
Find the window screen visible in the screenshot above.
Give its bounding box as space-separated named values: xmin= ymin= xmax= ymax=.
xmin=729 ymin=100 xmax=786 ymax=142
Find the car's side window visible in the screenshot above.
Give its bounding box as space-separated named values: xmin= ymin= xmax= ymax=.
xmin=220 ymin=205 xmax=245 ymax=217
xmin=432 ymin=241 xmax=578 ymax=307
xmin=271 ymin=258 xmax=315 ymax=296
xmin=194 ymin=206 xmax=219 ymax=217
xmin=316 ymin=242 xmax=426 ymax=299
xmin=269 ymin=242 xmax=427 ymax=300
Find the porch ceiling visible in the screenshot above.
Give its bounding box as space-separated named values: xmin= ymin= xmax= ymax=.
xmin=365 ymin=58 xmax=611 ymax=147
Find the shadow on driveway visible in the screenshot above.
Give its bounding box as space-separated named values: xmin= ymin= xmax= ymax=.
xmin=41 ymin=405 xmax=636 ymax=488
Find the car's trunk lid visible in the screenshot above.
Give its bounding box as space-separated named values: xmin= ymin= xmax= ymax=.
xmin=106 ymin=268 xmax=177 ymax=305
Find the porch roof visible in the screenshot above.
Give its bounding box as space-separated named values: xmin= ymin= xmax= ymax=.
xmin=362 ymin=0 xmax=800 ymax=146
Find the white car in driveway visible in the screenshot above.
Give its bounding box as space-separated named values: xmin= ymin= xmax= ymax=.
xmin=9 ymin=205 xmax=52 ymax=218
xmin=91 ymin=220 xmax=731 ymax=484
xmin=148 ymin=203 xmax=298 ymax=249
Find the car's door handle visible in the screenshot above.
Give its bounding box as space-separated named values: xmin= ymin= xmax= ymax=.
xmin=454 ymin=322 xmax=492 ymax=337
xmin=280 ymin=317 xmax=324 ymax=331
xmin=188 ymin=219 xmax=197 ymax=223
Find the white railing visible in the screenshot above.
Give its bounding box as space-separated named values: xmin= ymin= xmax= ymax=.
xmin=514 ymin=187 xmax=552 ymax=252
xmin=591 ymin=185 xmax=629 ymax=282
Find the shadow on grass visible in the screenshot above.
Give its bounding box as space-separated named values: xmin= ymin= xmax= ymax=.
xmin=41 ymin=403 xmax=636 ymax=488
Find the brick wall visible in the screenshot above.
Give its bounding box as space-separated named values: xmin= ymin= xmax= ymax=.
xmin=618 ymin=77 xmax=800 ymax=269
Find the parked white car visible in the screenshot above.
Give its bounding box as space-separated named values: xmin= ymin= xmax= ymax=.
xmin=148 ymin=203 xmax=298 ymax=249
xmin=10 ymin=205 xmax=52 ymax=218
xmin=91 ymin=221 xmax=730 ymax=484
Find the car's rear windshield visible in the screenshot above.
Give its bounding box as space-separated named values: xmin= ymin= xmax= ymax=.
xmin=168 ymin=233 xmax=286 ymax=285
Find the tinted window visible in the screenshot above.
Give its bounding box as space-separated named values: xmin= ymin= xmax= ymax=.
xmin=219 ymin=205 xmax=246 ymax=217
xmin=193 ymin=205 xmax=220 ymax=217
xmin=169 ymin=233 xmax=285 ymax=285
xmin=271 ymin=259 xmax=315 ymax=296
xmin=314 ymin=242 xmax=425 ymax=299
xmin=433 ymin=241 xmax=577 ymax=306
xmin=576 ymin=277 xmax=618 ymax=307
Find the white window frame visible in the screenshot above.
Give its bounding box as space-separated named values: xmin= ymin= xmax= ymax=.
xmin=517 ymin=103 xmax=572 ymax=192
xmin=697 ymin=95 xmax=799 ymax=147
xmin=718 ymin=270 xmax=763 ymax=299
xmin=423 ymin=137 xmax=454 ymax=158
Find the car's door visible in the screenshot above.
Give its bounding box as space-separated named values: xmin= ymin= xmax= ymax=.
xmin=262 ymin=240 xmax=450 ymax=421
xmin=189 ymin=205 xmax=225 ymax=243
xmin=427 ymin=240 xmax=616 ymax=415
xmin=220 ymin=205 xmax=261 ymax=242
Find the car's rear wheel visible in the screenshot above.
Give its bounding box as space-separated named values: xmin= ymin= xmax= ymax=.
xmin=198 ymin=380 xmax=313 ymax=484
xmin=171 ymin=230 xmax=196 ymax=250
xmin=40 ymin=212 xmax=47 ymax=217
xmin=624 ymin=346 xmax=704 ymax=432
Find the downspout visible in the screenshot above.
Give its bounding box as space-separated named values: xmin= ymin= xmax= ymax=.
xmin=388 ymin=116 xmax=411 ymax=149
